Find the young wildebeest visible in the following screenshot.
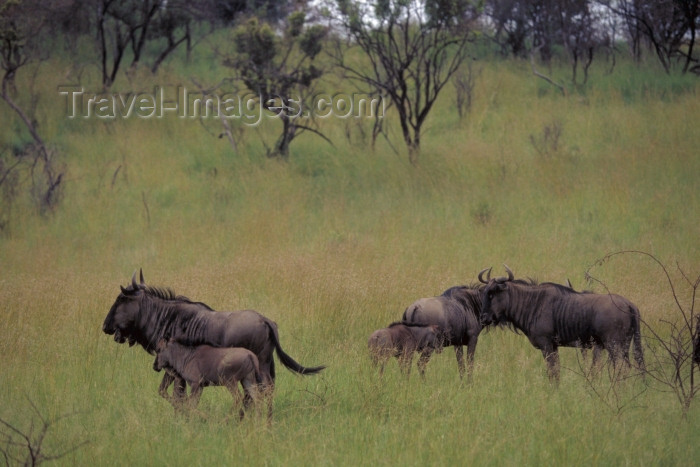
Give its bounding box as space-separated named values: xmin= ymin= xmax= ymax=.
xmin=153 ymin=339 xmax=267 ymax=420
xmin=401 ymin=282 xmax=486 ymax=380
xmin=368 ymin=322 xmax=443 ymax=377
xmin=103 ymin=270 xmax=325 ymax=407
xmin=479 ymin=266 xmax=645 ymax=382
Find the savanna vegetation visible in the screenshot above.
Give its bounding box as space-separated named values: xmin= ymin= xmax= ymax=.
xmin=0 ymin=0 xmax=699 ymax=464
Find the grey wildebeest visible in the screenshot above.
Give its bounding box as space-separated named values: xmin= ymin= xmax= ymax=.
xmin=368 ymin=322 xmax=443 ymax=377
xmin=102 ymin=270 xmax=325 ymax=405
xmin=479 ymin=266 xmax=645 ymax=381
xmin=153 ymin=339 xmax=267 ymax=419
xmin=401 ymin=283 xmax=485 ymax=380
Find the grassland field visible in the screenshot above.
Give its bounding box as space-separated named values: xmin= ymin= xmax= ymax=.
xmin=0 ymin=40 xmax=698 ymax=465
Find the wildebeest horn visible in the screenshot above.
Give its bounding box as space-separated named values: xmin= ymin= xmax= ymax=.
xmin=139 ymin=268 xmax=145 ymax=285
xmin=504 ymin=264 xmax=514 ymax=281
xmin=131 ymin=271 xmax=139 ymax=289
xmin=478 ymin=267 xmax=492 ymax=284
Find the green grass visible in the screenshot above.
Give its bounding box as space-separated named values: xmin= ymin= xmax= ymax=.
xmin=0 ymin=49 xmax=698 ymax=465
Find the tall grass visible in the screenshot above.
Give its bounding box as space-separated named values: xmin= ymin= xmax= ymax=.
xmin=0 ymin=51 xmax=698 ymax=465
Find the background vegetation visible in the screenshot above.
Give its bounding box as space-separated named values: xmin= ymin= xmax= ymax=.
xmin=0 ymin=0 xmax=699 ymax=465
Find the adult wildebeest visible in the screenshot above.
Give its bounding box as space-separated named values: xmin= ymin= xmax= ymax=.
xmin=401 ymin=283 xmax=485 ymax=380
xmin=102 ymin=270 xmax=325 ymax=403
xmin=153 ymin=339 xmax=266 ymax=420
xmin=479 ymin=266 xmax=645 ymax=381
xmin=368 ymin=322 xmax=443 ymax=377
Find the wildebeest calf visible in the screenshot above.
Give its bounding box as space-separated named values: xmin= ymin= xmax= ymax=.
xmin=153 ymin=339 xmax=265 ymax=420
xmin=368 ymin=322 xmax=443 ymax=378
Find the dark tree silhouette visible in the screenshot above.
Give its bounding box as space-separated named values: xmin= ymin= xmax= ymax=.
xmin=331 ymin=0 xmax=478 ymax=164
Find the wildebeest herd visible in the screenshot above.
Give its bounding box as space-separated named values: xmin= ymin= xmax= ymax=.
xmin=102 ymin=266 xmax=647 ymax=421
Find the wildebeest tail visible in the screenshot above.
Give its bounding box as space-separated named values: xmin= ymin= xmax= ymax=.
xmin=631 ymin=304 xmax=645 ymax=370
xmin=264 ymin=320 xmax=326 ymax=375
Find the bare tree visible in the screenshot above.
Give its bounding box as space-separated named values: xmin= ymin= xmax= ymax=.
xmin=600 ymin=0 xmax=700 ymax=74
xmin=0 ymin=0 xmax=64 ymax=215
xmin=84 ymin=0 xmax=196 ymax=88
xmin=331 ymin=0 xmax=478 ymax=164
xmin=0 ymin=399 xmax=89 ymax=466
xmin=452 ymin=59 xmax=481 ymax=119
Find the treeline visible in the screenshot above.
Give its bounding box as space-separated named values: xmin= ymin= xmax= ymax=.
xmin=0 ymin=0 xmax=698 ymax=224
xmin=3 ymin=1 xmax=699 ymax=88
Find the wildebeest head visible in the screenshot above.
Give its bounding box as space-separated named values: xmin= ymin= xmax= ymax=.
xmin=478 ymin=265 xmax=514 ymax=326
xmin=152 ymin=339 xmax=170 ymax=372
xmin=102 ymin=269 xmax=146 ymax=346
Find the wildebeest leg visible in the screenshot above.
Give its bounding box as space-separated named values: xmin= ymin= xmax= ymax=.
xmin=454 ymin=346 xmax=465 ymax=379
xmin=465 ymin=338 xmax=478 ymax=382
xmin=158 ymin=373 xmax=174 ymax=399
xmin=188 ymin=383 xmax=203 ymax=410
xmin=224 ymin=380 xmax=245 ymax=420
xmin=258 ymin=358 xmax=275 ymax=414
xmin=159 ymin=373 xmax=187 ymax=410
xmin=378 ymin=356 xmax=388 ymax=377
xmin=398 ymin=351 xmax=413 ymax=378
xmin=605 ymin=342 xmax=630 ymax=380
xmin=541 ymin=347 xmax=560 ymax=382
xmin=589 ymin=345 xmax=604 ymax=376
xmin=172 ymin=375 xmax=187 ymax=403
xmin=370 ymin=348 xmax=389 ymax=377
xmin=239 ymin=373 xmax=261 ymax=420
xmin=417 ymin=349 xmax=433 ymax=380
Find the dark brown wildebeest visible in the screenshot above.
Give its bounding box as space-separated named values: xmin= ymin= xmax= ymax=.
xmin=368 ymin=322 xmax=443 ymax=377
xmin=153 ymin=339 xmax=266 ymax=419
xmin=102 ymin=270 xmax=325 ymax=405
xmin=401 ymin=283 xmax=485 ymax=380
xmin=479 ymin=266 xmax=645 ymax=381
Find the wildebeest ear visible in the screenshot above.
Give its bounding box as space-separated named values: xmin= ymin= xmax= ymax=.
xmin=120 ymin=285 xmax=128 ymax=294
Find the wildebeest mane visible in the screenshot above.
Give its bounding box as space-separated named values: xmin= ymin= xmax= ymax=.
xmin=139 ymin=285 xmax=214 ymax=310
xmin=516 ymin=278 xmax=592 ymax=294
xmin=135 ymin=287 xmax=217 ymax=354
xmin=441 ymin=284 xmax=483 ymax=317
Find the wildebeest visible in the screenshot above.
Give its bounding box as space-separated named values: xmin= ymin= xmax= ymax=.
xmin=102 ymin=270 xmax=325 ymax=404
xmin=479 ymin=266 xmax=645 ymax=381
xmin=401 ymin=283 xmax=485 ymax=379
xmin=153 ymin=339 xmax=265 ymax=419
xmin=368 ymin=322 xmax=443 ymax=377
